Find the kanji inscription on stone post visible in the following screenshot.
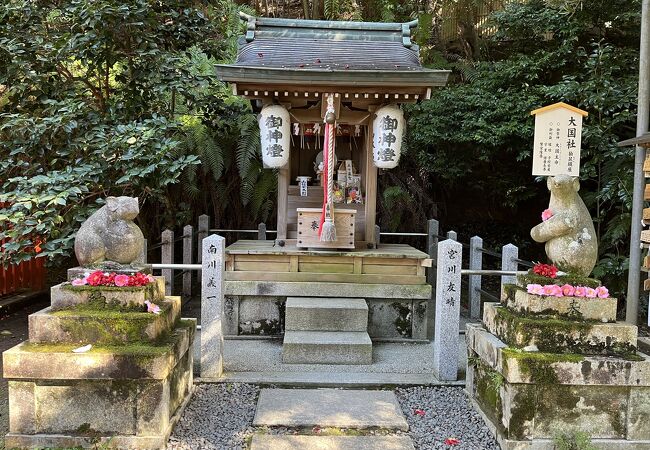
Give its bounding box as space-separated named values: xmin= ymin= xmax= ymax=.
xmin=531 ymin=103 xmax=588 ymax=177
xmin=200 ymin=234 xmax=225 ymax=378
xmin=433 ymin=238 xmax=462 ymax=381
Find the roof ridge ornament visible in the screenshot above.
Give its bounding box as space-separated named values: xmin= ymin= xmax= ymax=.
xmin=238 ymin=12 xmax=419 ymax=48
xmin=241 ymin=12 xmax=256 ymax=43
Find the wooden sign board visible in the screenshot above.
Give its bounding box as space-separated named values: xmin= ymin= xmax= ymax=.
xmin=531 ymin=102 xmax=588 ymax=177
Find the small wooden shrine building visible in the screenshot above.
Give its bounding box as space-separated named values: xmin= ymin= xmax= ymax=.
xmin=214 ymin=14 xmax=450 ymax=368
xmin=217 ymin=13 xmax=449 ymax=247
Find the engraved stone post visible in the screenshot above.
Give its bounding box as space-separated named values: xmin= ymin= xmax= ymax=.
xmin=374 ymin=225 xmax=381 ymax=246
xmin=200 ymin=234 xmax=225 ymax=378
xmin=161 ymin=229 xmax=174 ymax=295
xmin=501 ymin=243 xmax=519 ymax=297
xmin=447 ymin=230 xmax=457 ymax=241
xmin=197 ymin=214 xmax=209 ymax=283
xmin=433 ymin=239 xmax=462 ymax=381
xmin=183 ymin=225 xmax=193 ymax=301
xmin=258 ymin=223 xmax=267 ymax=240
xmin=469 ymin=236 xmax=483 ymax=320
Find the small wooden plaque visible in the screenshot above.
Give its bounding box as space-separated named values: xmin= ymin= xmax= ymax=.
xmin=642 ymin=230 xmax=650 ymax=244
xmin=644 ymin=278 xmax=650 ymax=291
xmin=296 ymin=207 xmax=356 ymax=249
xmin=645 ymin=184 xmax=650 ymax=201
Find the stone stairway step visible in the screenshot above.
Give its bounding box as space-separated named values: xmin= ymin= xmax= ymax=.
xmin=483 ymin=302 xmax=637 ymax=356
xmin=283 ymin=331 xmax=372 ymax=365
xmin=253 ymin=388 xmax=409 ymax=430
xmin=29 ymin=296 xmax=181 ymax=345
xmin=285 ymin=297 xmax=368 ymax=332
xmin=250 ymin=435 xmax=415 ymax=450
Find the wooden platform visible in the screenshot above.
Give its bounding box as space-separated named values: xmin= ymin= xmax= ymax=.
xmin=225 ymin=240 xmax=431 ymax=285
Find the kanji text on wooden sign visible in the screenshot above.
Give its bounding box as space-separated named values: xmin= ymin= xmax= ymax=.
xmin=531 ymin=102 xmax=588 ymax=177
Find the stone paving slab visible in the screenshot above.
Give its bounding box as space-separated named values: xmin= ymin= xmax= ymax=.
xmin=250 ymin=435 xmax=415 ymax=450
xmin=253 ymin=389 xmax=409 ymax=430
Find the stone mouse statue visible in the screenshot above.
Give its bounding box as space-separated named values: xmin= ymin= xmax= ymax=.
xmin=530 ymin=175 xmax=597 ymax=276
xmin=74 ymin=196 xmax=145 ymax=267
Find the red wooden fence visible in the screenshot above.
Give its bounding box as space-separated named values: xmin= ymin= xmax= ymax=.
xmin=0 ymin=202 xmax=47 ymax=297
xmin=0 ymin=254 xmax=46 ymax=297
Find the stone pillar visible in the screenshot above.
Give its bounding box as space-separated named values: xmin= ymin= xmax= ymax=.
xmin=182 ymin=225 xmax=193 ymax=301
xmin=433 ymin=239 xmax=462 ymax=382
xmin=161 ymin=229 xmax=174 ymax=296
xmin=200 ymin=234 xmax=225 ymax=378
xmin=501 ymin=243 xmax=518 ymax=297
xmin=469 ymin=236 xmax=483 ymax=320
xmin=197 ymin=214 xmax=209 ymax=284
xmin=258 ymin=223 xmax=267 ymax=240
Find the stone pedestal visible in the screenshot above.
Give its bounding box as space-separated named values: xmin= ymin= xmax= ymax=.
xmin=468 ymin=279 xmax=648 ymax=449
xmin=3 ymin=277 xmax=194 ymax=449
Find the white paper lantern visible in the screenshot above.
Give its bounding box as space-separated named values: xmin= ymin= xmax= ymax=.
xmin=259 ymin=104 xmax=290 ymax=168
xmin=372 ymin=104 xmax=404 ymax=169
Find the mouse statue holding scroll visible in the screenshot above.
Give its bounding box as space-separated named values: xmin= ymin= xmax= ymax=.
xmin=74 ymin=196 xmax=145 ymax=267
xmin=530 ymin=175 xmax=598 ymax=276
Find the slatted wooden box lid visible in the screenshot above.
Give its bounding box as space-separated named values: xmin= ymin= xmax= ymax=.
xmin=296 ymin=208 xmax=356 ymax=249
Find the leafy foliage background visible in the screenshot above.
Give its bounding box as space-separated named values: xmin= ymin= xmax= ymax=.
xmin=0 ymin=0 xmax=643 ymax=314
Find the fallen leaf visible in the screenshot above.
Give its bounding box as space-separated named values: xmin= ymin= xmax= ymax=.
xmin=257 ymin=52 xmax=264 ymax=58
xmin=72 ymin=344 xmax=92 ymax=353
xmin=444 ymin=437 xmax=460 ymax=445
xmin=413 ymin=409 xmax=426 ymax=416
xmin=1 ymin=330 xmax=12 ymax=336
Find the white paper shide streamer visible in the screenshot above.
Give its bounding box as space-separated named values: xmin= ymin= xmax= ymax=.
xmin=372 ymin=104 xmax=404 ymax=169
xmin=259 ymin=104 xmax=290 ymax=168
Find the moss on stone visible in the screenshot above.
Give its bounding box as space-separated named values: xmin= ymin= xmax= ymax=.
xmin=502 ymin=283 xmax=518 ymax=302
xmin=473 ymin=360 xmax=504 ymax=431
xmin=502 ymin=348 xmax=583 ymax=384
xmin=517 ymin=273 xmax=601 ymax=289
xmin=22 ymin=337 xmax=174 ymax=358
xmin=507 ymin=384 xmax=536 ymax=440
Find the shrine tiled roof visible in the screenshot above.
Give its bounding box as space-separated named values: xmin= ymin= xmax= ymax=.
xmin=215 ymin=13 xmax=449 ymax=91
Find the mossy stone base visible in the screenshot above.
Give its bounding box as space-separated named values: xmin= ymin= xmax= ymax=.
xmin=67 ymin=264 xmax=153 ymax=281
xmin=4 ymin=320 xmax=195 ymax=449
xmin=483 ymin=302 xmax=637 ymax=357
xmin=502 ymin=286 xmax=617 ymax=322
xmin=28 ymin=296 xmax=181 ymax=345
xmin=50 ymin=277 xmax=165 ymax=310
xmin=467 ymin=323 xmax=650 ymax=448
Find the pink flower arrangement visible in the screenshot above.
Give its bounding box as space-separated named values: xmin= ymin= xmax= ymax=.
xmin=144 ymin=300 xmax=161 ymax=314
xmin=71 ymin=270 xmax=155 ymax=288
xmin=114 ymin=274 xmax=130 ymax=287
xmin=526 ymin=283 xmax=609 ymax=299
xmin=561 ymin=284 xmax=575 ymax=296
xmin=71 ymin=277 xmax=87 ymax=286
xmin=541 ymin=209 xmax=554 ymax=221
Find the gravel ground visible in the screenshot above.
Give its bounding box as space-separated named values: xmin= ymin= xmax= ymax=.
xmin=168 ymin=384 xmax=499 ymax=450
xmin=396 ymin=386 xmax=499 ymax=450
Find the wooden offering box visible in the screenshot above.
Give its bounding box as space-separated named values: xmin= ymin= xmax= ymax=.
xmin=296 ymin=208 xmax=356 ymax=249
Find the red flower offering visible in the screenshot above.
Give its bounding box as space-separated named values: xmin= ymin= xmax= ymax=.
xmin=74 ymin=271 xmax=154 ymax=287
xmin=444 ymin=437 xmax=460 ymax=445
xmin=414 ymin=409 xmax=426 ymax=416
xmin=533 ymin=263 xmax=558 ymax=279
